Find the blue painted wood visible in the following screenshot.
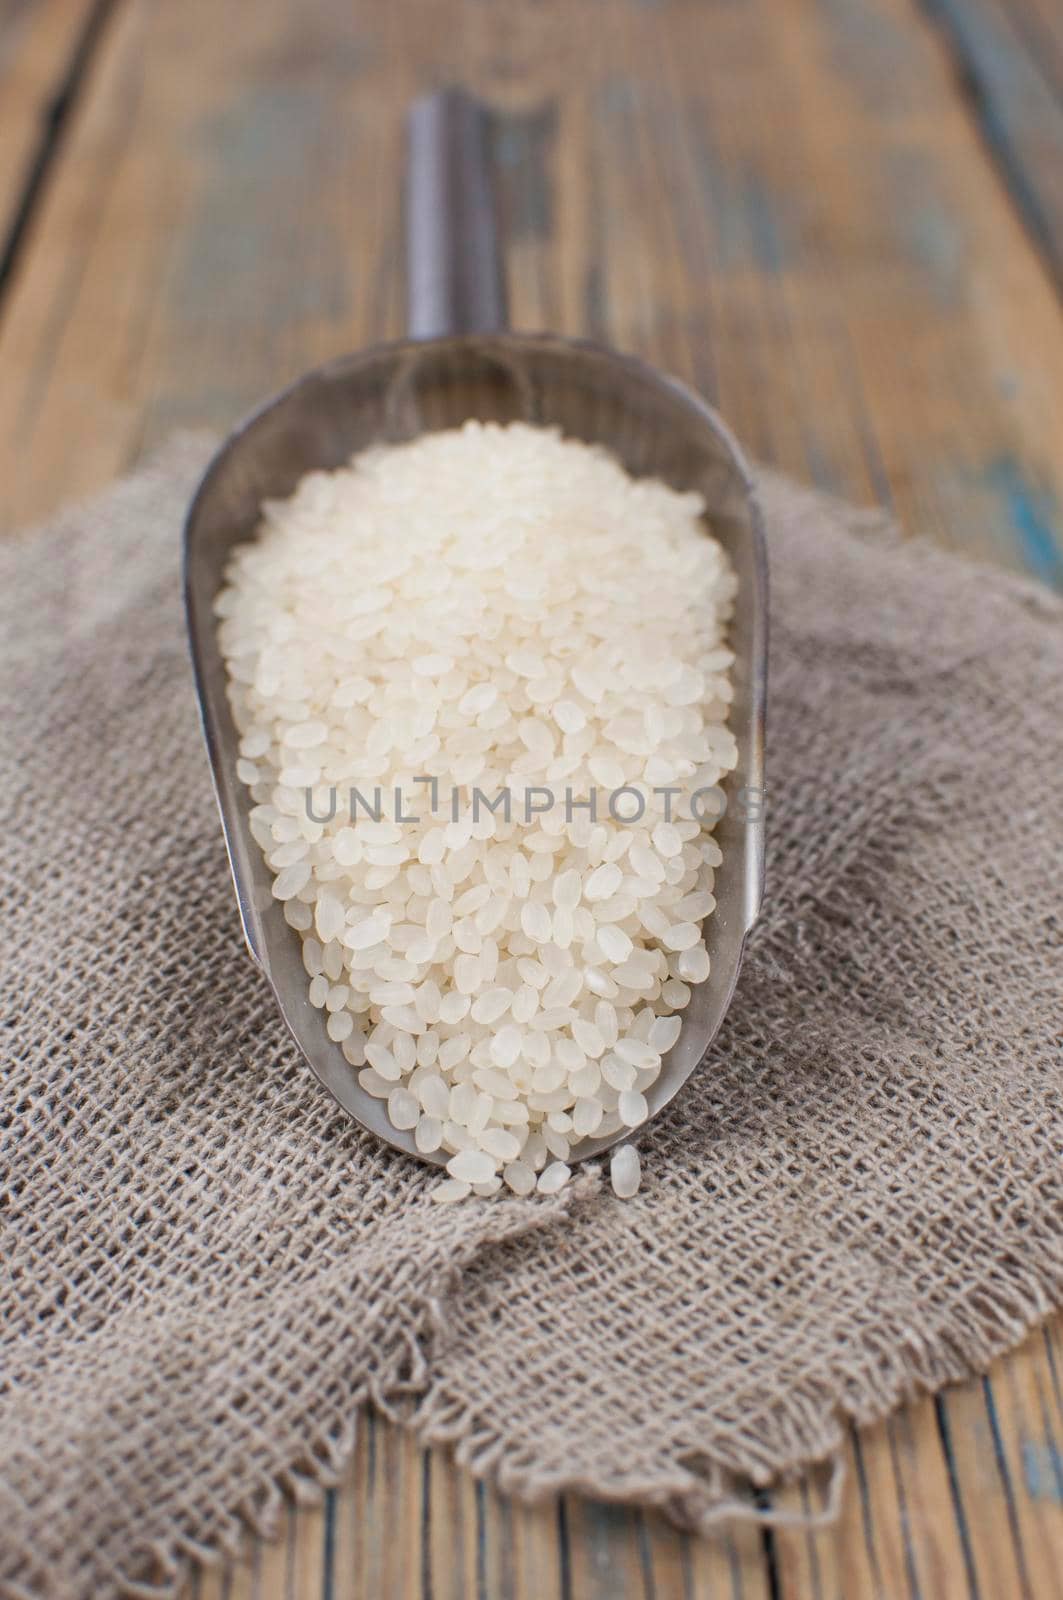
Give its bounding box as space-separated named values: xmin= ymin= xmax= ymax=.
xmin=922 ymin=0 xmax=1063 ymax=288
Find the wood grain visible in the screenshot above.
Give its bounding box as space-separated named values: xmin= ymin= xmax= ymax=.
xmin=0 ymin=0 xmax=99 ymax=225
xmin=0 ymin=0 xmax=1062 ymax=577
xmin=188 ymin=1335 xmax=1063 ymax=1600
xmin=925 ymin=0 xmax=1063 ymax=287
xmin=1 ymin=1 xmax=1062 ymax=1596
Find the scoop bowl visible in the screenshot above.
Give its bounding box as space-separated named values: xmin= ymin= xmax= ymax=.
xmin=184 ymin=95 xmax=766 ymax=1168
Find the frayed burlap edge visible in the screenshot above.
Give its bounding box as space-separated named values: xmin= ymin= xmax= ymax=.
xmin=90 ymin=1151 xmax=1058 ymax=1600
xmin=3 ymin=1166 xmax=601 ymax=1600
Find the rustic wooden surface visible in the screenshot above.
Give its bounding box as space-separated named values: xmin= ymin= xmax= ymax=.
xmin=1 ymin=0 xmax=1061 ymax=1595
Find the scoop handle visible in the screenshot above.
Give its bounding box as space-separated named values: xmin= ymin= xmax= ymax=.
xmin=405 ymin=89 xmax=509 ymax=338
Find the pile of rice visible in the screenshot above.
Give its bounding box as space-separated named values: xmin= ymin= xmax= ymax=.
xmin=216 ymin=422 xmax=737 ymax=1200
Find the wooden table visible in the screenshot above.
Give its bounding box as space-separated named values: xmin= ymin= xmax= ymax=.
xmin=2 ymin=1 xmax=1061 ymax=1595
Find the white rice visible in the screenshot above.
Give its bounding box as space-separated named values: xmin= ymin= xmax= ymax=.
xmin=215 ymin=422 xmax=737 ymax=1199
xmin=610 ymin=1143 xmax=641 ymax=1198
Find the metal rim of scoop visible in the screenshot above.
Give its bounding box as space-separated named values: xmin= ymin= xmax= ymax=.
xmin=184 ymin=90 xmax=767 ymax=1167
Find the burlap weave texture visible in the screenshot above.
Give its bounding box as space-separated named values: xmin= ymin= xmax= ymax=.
xmin=1 ymin=436 xmax=1060 ymax=1599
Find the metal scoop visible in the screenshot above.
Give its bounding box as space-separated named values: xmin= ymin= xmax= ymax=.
xmin=184 ymin=89 xmax=767 ymax=1167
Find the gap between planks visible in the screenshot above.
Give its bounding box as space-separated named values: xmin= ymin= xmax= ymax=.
xmin=188 ymin=1346 xmax=1063 ymax=1600
xmin=0 ymin=0 xmax=119 ymax=308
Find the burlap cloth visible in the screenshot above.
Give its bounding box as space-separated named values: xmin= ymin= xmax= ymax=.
xmin=1 ymin=434 xmax=1060 ymax=1600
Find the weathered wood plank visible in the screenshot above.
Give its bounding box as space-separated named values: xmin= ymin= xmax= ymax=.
xmin=882 ymin=1404 xmax=981 ymax=1598
xmin=772 ymin=1430 xmax=911 ymax=1599
xmin=1 ymin=0 xmax=1062 ymax=582
xmin=191 ymin=1321 xmax=1063 ymax=1600
xmin=942 ymin=1364 xmax=1063 ymax=1597
xmin=0 ymin=0 xmax=102 ymax=264
xmin=0 ymin=0 xmax=399 ymax=529
xmin=1003 ymin=0 xmax=1063 ymax=96
xmin=992 ymin=1337 xmax=1063 ymax=1575
xmin=925 ymin=0 xmax=1063 ymax=288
